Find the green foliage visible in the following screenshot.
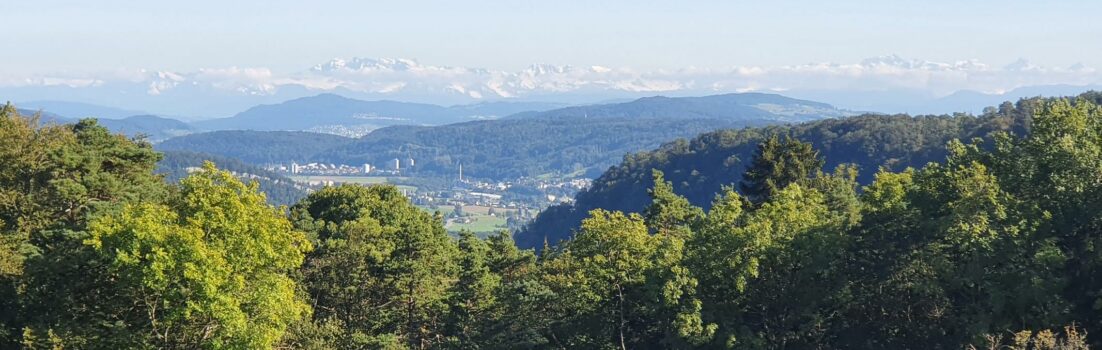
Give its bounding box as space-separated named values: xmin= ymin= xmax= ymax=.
xmin=7 ymin=94 xmax=1102 ymax=349
xmin=971 ymin=325 xmax=1090 ymax=350
xmin=1 ymin=106 xmax=170 ymax=348
xmin=516 ymin=94 xmax=1102 ymax=349
xmin=0 ymin=105 xmax=64 ymax=333
xmin=443 ymin=230 xmax=501 ymax=348
xmin=539 ymin=210 xmax=659 ymax=348
xmin=738 ymin=134 xmax=825 ymax=204
xmin=84 ymin=163 xmax=312 ymax=349
xmin=287 ymin=184 xmax=459 ymax=349
xmin=645 ymin=170 xmax=705 ymax=235
xmin=2 ymin=105 xmax=313 ymax=349
xmin=517 ymin=98 xmax=1035 ymax=248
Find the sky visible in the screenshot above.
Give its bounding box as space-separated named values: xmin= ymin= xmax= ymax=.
xmin=2 ymin=0 xmax=1101 ymax=116
xmin=3 ymin=0 xmax=1101 ymax=74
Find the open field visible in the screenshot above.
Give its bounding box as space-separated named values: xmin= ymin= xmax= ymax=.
xmin=421 ymin=205 xmax=516 ymax=217
xmin=447 ymin=215 xmax=507 ymax=235
xmin=420 ymin=204 xmax=456 ymax=215
xmin=458 ymin=205 xmax=492 ymax=215
xmin=419 ymin=205 xmax=512 ymax=236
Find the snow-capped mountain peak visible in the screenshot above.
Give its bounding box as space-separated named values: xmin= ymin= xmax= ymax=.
xmin=312 ymin=57 xmax=427 ymax=73
xmin=1004 ymin=58 xmax=1040 ymax=72
xmin=3 ymin=55 xmax=1098 ymax=117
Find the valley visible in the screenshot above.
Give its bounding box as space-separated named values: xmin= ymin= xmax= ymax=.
xmin=8 ymin=3 xmax=1102 ymax=348
xmin=131 ymin=92 xmax=856 ymax=235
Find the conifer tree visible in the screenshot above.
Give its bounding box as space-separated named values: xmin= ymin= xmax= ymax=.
xmin=739 ymin=134 xmax=824 ymax=204
xmin=288 ymin=185 xmax=458 ymax=349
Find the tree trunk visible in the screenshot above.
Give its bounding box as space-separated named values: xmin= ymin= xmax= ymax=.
xmin=618 ymin=283 xmax=627 ymax=350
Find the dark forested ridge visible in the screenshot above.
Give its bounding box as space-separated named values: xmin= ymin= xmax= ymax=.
xmin=155 ymin=116 xmax=766 ymax=181
xmin=156 ymin=130 xmax=353 ymax=164
xmin=315 ymin=116 xmax=763 ymax=179
xmin=4 ymin=94 xmax=1102 ymax=349
xmin=514 ymin=97 xmax=1039 ymax=249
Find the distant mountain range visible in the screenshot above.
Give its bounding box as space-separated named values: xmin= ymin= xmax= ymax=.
xmin=97 ymin=115 xmax=195 ymax=141
xmin=192 ymin=94 xmax=567 ymax=135
xmin=23 ymin=88 xmax=1100 ymax=179
xmin=919 ymin=84 xmax=1102 ymax=114
xmin=9 ymin=94 xmax=569 ymax=140
xmin=196 ymin=92 xmax=849 ymax=136
xmin=14 ymin=107 xmax=194 ymax=142
xmin=13 ymin=89 xmax=1101 ymax=184
xmin=786 ymin=84 xmax=1102 ymax=115
xmin=17 ymin=100 xmax=149 ymax=120
xmin=12 ymin=92 xmax=852 ymax=142
xmin=512 ymin=93 xmax=853 ymax=122
xmin=147 ymin=92 xmax=853 ymax=180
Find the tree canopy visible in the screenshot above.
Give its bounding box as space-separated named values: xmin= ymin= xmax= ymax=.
xmin=3 ymin=94 xmax=1102 ymax=349
xmin=516 ymin=94 xmax=1038 ymax=249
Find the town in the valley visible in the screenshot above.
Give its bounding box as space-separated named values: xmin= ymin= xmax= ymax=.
xmin=263 ymin=158 xmax=592 ymax=236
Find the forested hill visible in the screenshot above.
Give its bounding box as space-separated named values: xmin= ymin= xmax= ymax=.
xmin=312 ymin=117 xmax=761 ymax=179
xmin=191 ymin=93 xmax=566 ymax=132
xmin=156 ymin=130 xmax=353 ymax=164
xmin=515 ymin=96 xmax=1047 ymax=249
xmin=12 ymin=106 xmax=193 ymax=142
xmin=151 ymin=93 xmax=853 ymax=180
xmin=192 ymin=94 xmax=460 ymax=131
xmin=514 ymin=92 xmax=853 ymax=122
xmin=96 ymin=115 xmax=194 ymax=142
xmin=156 ymin=151 xmax=308 ymax=206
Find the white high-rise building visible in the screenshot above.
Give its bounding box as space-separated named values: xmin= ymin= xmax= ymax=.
xmin=291 ymin=162 xmax=300 ymax=174
xmin=390 ymin=158 xmax=401 ymax=170
xmin=363 ymin=163 xmax=373 ymax=174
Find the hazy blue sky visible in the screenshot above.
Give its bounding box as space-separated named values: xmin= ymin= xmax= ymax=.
xmin=3 ymin=0 xmax=1101 ymax=74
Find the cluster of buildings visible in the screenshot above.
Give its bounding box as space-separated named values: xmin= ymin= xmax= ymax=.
xmin=408 ymin=188 xmax=538 ymax=230
xmin=460 ymin=178 xmax=511 ymax=192
xmin=409 ymin=190 xmax=508 ymax=208
xmin=534 ymin=178 xmax=593 ymax=192
xmin=265 ymin=158 xmax=416 ymax=176
xmin=263 ymin=159 xmax=596 ymax=231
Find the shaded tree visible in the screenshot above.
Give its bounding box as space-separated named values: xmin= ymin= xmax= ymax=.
xmin=739 ymin=134 xmax=824 ymax=204
xmin=287 ymin=185 xmax=458 ymax=349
